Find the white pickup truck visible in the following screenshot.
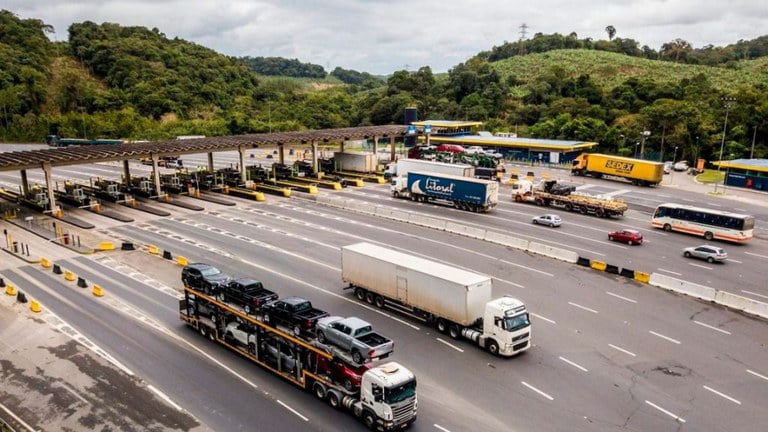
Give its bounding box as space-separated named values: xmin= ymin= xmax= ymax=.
xmin=316 ymin=316 xmax=394 ymax=364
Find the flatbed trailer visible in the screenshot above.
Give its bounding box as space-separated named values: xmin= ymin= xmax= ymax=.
xmin=512 ymin=180 xmax=628 ymax=218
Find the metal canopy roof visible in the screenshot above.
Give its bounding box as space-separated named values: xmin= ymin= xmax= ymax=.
xmin=0 ymin=125 xmax=408 ymax=172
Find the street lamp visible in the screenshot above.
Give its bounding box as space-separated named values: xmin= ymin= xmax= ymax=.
xmin=634 ymin=142 xmax=640 ymax=159
xmin=751 ymin=125 xmax=758 ymax=159
xmin=714 ymin=97 xmax=737 ymax=193
xmin=639 ymin=130 xmax=650 ymax=159
xmin=670 ymin=146 xmax=678 ymax=184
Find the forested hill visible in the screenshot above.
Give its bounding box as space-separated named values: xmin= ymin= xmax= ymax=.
xmin=1 ymin=10 xmax=766 ymax=162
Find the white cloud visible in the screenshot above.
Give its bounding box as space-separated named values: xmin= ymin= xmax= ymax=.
xmin=5 ymin=1 xmax=767 ymax=74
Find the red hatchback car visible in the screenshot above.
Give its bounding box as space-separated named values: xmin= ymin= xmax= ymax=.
xmin=608 ymin=229 xmax=643 ymax=245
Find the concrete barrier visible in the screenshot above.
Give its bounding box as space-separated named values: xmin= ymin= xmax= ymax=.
xmin=445 ymin=222 xmax=486 ymax=239
xmin=527 ymin=241 xmax=579 ymax=263
xmin=590 ymin=260 xmax=607 ymax=271
xmin=97 ymin=241 xmax=115 ymax=251
xmin=176 ymin=256 xmax=189 ymax=266
xmin=386 ymin=209 xmax=412 ymax=223
xmin=408 ymin=213 xmax=446 ymax=231
xmin=619 ymin=268 xmax=635 ymax=278
xmin=745 ymin=300 xmax=768 ymax=319
xmin=486 ymin=232 xmax=529 ymax=251
xmin=649 ymin=273 xmax=716 ymax=301
xmin=714 ymin=291 xmax=768 ymax=319
xmin=577 ymin=256 xmax=591 ymax=267
xmin=634 ymin=271 xmax=650 ymax=283
xmin=605 ymin=264 xmax=620 ymax=274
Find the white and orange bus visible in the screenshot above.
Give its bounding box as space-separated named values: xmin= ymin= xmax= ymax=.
xmin=651 ymin=203 xmax=754 ymax=242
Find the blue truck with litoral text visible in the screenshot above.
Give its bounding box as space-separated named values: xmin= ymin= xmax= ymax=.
xmin=391 ymin=171 xmax=499 ymax=212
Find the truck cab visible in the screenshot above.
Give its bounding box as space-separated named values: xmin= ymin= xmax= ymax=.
xmin=483 ymin=296 xmax=531 ymax=356
xmin=359 ymin=362 xmax=418 ymax=431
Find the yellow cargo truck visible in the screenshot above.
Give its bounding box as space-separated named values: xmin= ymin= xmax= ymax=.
xmin=571 ymin=153 xmax=664 ymax=186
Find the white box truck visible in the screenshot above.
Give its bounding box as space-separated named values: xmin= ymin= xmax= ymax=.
xmin=333 ymin=151 xmax=378 ymax=173
xmin=341 ymin=242 xmax=531 ymax=357
xmin=385 ymin=158 xmax=475 ymax=179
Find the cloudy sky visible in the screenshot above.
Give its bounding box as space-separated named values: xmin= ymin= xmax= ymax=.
xmin=7 ymin=1 xmax=767 ymax=75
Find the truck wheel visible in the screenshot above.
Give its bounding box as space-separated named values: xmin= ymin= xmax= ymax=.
xmin=314 ymin=382 xmax=326 ymax=400
xmin=293 ymin=326 xmax=301 ymax=337
xmin=596 ymin=208 xmax=605 ymax=218
xmin=365 ymin=292 xmax=375 ymax=304
xmin=244 ymin=304 xmax=252 ymax=315
xmin=352 ymin=350 xmax=364 ymax=364
xmin=436 ymin=319 xmax=448 ymax=333
xmin=564 ymin=203 xmax=573 ymax=212
xmin=488 ymin=340 xmax=499 ymax=355
xmin=328 ymin=391 xmax=341 ymax=409
xmin=217 ymin=292 xmax=226 ymax=302
xmin=374 ymin=295 xmax=385 ymax=308
xmin=318 ymin=331 xmax=327 ymax=343
xmin=355 ymin=288 xmax=366 ymax=301
xmin=449 ymin=325 xmax=461 ymax=339
xmin=514 ymin=195 xmax=522 ymax=202
xmin=198 ymin=325 xmax=208 ymax=338
xmin=363 ymin=412 xmax=376 ymax=430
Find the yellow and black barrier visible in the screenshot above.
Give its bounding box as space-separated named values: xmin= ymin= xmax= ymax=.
xmin=590 ymin=260 xmax=607 ymax=271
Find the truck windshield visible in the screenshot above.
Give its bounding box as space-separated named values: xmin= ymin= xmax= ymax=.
xmin=384 ymin=380 xmax=417 ymax=404
xmin=504 ymin=313 xmax=530 ymax=332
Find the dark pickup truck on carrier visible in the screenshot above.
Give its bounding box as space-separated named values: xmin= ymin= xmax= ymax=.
xmin=218 ymin=278 xmax=278 ymax=315
xmin=261 ymin=296 xmax=329 ymax=337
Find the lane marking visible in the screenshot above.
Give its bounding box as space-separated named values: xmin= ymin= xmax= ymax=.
xmin=693 ymin=320 xmax=731 ymax=335
xmin=745 ymin=251 xmax=768 ymax=259
xmin=147 ymin=385 xmax=184 ymax=411
xmin=521 ymin=381 xmax=554 ymax=401
xmin=531 ymin=313 xmax=556 ymax=324
xmin=657 ymin=268 xmax=682 ymax=276
xmin=708 ymin=203 xmax=722 ymax=207
xmin=649 ymin=330 xmax=681 ymax=344
xmin=608 ymin=344 xmax=636 ymax=357
xmin=688 ymin=263 xmax=712 ymax=270
xmin=606 ymin=291 xmax=637 ymax=303
xmin=559 ymin=356 xmax=588 ymax=372
xmin=277 ymin=400 xmax=309 ymax=421
xmin=568 ymin=302 xmax=598 ymax=314
xmin=436 ymin=338 xmax=465 ymax=353
xmin=0 ymin=401 xmax=37 ymax=432
xmin=742 ymin=290 xmax=768 ymax=301
xmin=645 ymin=400 xmax=686 ymax=423
xmin=702 ymin=385 xmax=741 ymax=405
xmin=747 ymin=369 xmax=768 ymax=382
xmin=434 ymin=424 xmax=452 ymax=432
xmin=726 ymin=258 xmax=742 ymax=263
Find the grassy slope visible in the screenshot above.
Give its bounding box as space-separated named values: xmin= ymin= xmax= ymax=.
xmin=490 ymin=49 xmax=768 ymax=90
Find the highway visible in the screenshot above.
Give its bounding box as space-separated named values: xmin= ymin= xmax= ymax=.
xmin=1 ymin=153 xmax=768 ymax=431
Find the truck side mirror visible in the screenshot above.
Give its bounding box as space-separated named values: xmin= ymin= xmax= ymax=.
xmin=372 ymin=385 xmax=383 ymax=402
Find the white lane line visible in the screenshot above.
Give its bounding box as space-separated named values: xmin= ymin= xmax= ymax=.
xmin=0 ymin=402 xmax=37 ymax=432
xmin=703 ymin=385 xmax=741 ymax=405
xmin=694 ymin=320 xmax=731 ymax=335
xmin=147 ymin=385 xmax=184 ymax=411
xmin=727 ymin=259 xmax=742 ymax=263
xmin=606 ymin=291 xmax=637 ymax=303
xmin=645 ymin=400 xmax=686 ymax=423
xmin=657 ymin=268 xmax=682 ymax=276
xmin=747 ymin=369 xmax=768 ymax=382
xmin=559 ymin=356 xmax=589 ymax=372
xmin=531 ymin=312 xmax=556 ymax=324
xmin=277 ymin=400 xmax=309 ymax=421
xmin=568 ymin=302 xmax=599 ymax=314
xmin=436 ymin=338 xmax=465 ymax=353
xmin=741 ymin=290 xmax=768 ymax=300
xmin=609 ymin=344 xmax=637 ymax=357
xmin=745 ymin=251 xmax=768 ymax=259
xmin=708 ymin=203 xmax=722 ymax=207
xmin=521 ymin=381 xmax=554 ymax=401
xmin=649 ymin=330 xmax=681 ymax=344
xmin=688 ymin=263 xmax=713 ymax=270
xmin=434 ymin=424 xmax=451 ymax=432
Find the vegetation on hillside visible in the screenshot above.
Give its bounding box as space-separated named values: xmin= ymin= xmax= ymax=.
xmin=0 ymin=9 xmax=766 ymax=164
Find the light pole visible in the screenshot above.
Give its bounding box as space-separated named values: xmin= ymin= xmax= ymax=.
xmin=639 ymin=130 xmax=650 ymax=159
xmin=714 ymin=97 xmax=736 ymax=193
xmin=751 ymin=125 xmax=758 ymax=159
xmin=634 ymin=142 xmax=640 ymax=159
xmin=670 ymin=146 xmax=678 ymax=184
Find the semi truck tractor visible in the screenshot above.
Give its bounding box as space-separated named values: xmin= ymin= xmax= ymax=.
xmin=391 ymin=171 xmax=499 ymax=212
xmin=512 ymin=179 xmax=628 ymax=218
xmin=385 ymin=158 xmax=475 ymax=180
xmin=571 ymin=153 xmax=664 ymax=186
xmin=341 ymin=242 xmax=531 ymax=357
xmin=180 ymin=286 xmax=418 ymax=431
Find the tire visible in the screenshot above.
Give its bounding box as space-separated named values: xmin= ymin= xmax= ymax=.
xmin=244 ymin=304 xmax=252 ymax=315
xmin=217 ymin=292 xmax=226 ymax=302
xmin=292 ymin=326 xmax=301 ymax=337
xmin=198 ymin=325 xmax=208 ymax=338
xmin=608 ymin=235 xmax=614 ymax=241
xmin=663 ymin=223 xmax=672 ymax=232
xmin=564 ymin=203 xmax=573 ymax=212
xmin=247 ymin=343 xmax=255 ymax=355
xmin=580 ymin=206 xmax=588 ymax=214
xmin=374 ymin=295 xmax=385 ymax=308
xmin=263 ymin=313 xmax=271 ymax=324
xmin=352 ymin=350 xmax=364 ymax=364
xmin=343 ymin=378 xmax=354 ymax=392
xmin=355 ymin=288 xmax=366 ymax=301
xmin=363 ymin=412 xmax=376 ymax=430
xmin=707 ymin=257 xmax=715 ymax=263
xmin=328 ymin=392 xmax=341 ymax=409
xmin=365 ymin=292 xmax=375 ymax=304
xmin=704 ymin=231 xmax=714 ymax=241
xmin=436 ymin=319 xmax=448 ymax=333
xmin=318 ymin=331 xmax=327 ymax=343
xmin=449 ymin=325 xmax=461 ymax=340
xmin=314 ymin=382 xmax=326 ymax=400
xmin=514 ymin=195 xmax=522 ymax=202
xmin=532 ymin=219 xmax=538 ymax=225
xmin=627 ymin=240 xmax=633 ymax=246
xmin=210 ymin=313 xmax=217 ymax=324
xmin=684 ymin=251 xmax=692 ymax=258
xmin=488 ymin=340 xmax=499 ymax=355
xmin=595 ymin=208 xmax=605 ymax=218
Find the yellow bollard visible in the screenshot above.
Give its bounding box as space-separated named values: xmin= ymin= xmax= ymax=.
xmin=30 ymin=300 xmax=41 ymax=313
xmin=590 ymin=261 xmax=607 ymax=271
xmin=254 ymin=191 xmax=266 ymax=202
xmin=176 ymin=256 xmax=188 ymax=266
xmin=634 ymin=271 xmax=651 ymax=283
xmin=64 ymin=270 xmax=76 ymax=281
xmin=5 ymin=284 xmax=16 ymax=296
xmin=92 ymin=284 xmax=104 ymax=297
xmin=41 ymin=257 xmax=52 ymax=268
xmin=148 ymin=245 xmax=159 ymax=255
xmin=97 ymin=241 xmax=115 ymax=251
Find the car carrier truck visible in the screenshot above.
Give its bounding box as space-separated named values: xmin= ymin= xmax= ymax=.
xmin=571 ymin=153 xmax=664 ymax=186
xmin=180 ymin=286 xmax=418 ymax=431
xmin=512 ymin=179 xmax=628 ymax=218
xmin=341 ymin=242 xmax=531 ymax=357
xmin=391 ymin=171 xmax=499 ymax=212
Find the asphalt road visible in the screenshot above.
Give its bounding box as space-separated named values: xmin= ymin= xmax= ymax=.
xmin=2 ymin=153 xmax=768 ymax=431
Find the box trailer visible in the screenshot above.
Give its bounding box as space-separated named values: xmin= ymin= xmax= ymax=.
xmin=386 ymin=159 xmax=475 ymax=179
xmin=333 ymin=151 xmax=378 ymax=173
xmin=391 ymin=171 xmax=499 ymax=212
xmin=571 ymin=153 xmax=664 ymax=186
